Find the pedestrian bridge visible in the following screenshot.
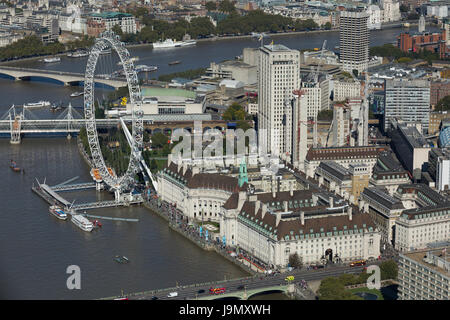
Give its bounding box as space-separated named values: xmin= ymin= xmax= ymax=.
xmin=0 ymin=66 xmax=127 ymax=89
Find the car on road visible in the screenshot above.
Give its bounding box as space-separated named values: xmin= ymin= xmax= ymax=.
xmin=237 ymin=285 xmax=245 ymax=290
xmin=167 ymin=292 xmax=178 ymax=298
xmin=285 ymin=275 xmax=295 ymax=281
xmin=151 ymin=296 xmax=158 ymax=300
xmin=350 ymin=259 xmax=367 ymax=267
xmin=209 ymin=287 xmax=226 ymax=295
xmin=197 ymin=289 xmax=205 ymax=294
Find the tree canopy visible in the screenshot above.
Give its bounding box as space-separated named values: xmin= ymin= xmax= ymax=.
xmin=436 ymin=95 xmax=450 ymax=111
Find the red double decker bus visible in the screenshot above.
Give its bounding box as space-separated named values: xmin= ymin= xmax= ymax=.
xmin=209 ymin=287 xmax=226 ymax=295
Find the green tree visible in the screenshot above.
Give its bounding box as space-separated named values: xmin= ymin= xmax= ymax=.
xmin=380 ymin=260 xmax=398 ymax=280
xmin=218 ymin=0 xmax=236 ymax=14
xmin=397 ymin=56 xmax=412 ymax=64
xmin=222 ymin=103 xmax=247 ymax=121
xmin=324 ymin=22 xmax=332 ymax=30
xmin=436 ymin=95 xmax=450 ymax=112
xmin=205 ymin=1 xmax=217 ymax=11
xmin=288 ymin=253 xmax=303 ymax=269
xmin=318 ymin=277 xmax=362 ymax=300
xmin=400 ymin=4 xmax=409 ymax=13
xmin=112 ymin=24 xmax=123 ymax=36
xmin=151 ymin=132 xmax=169 ymax=149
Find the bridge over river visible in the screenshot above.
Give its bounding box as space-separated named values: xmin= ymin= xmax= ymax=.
xmin=0 ymin=66 xmax=127 ymax=89
xmin=102 ymin=264 xmax=371 ymax=300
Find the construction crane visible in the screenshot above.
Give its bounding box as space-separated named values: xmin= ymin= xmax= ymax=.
xmin=306 ymin=40 xmax=327 ymax=83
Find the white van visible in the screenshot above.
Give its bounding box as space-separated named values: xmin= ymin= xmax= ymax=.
xmin=167 ymin=292 xmax=178 ymax=298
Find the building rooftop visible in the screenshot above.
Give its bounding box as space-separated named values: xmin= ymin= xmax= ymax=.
xmin=141 ymin=87 xmax=197 ymax=99
xmin=306 ymin=146 xmax=388 ymax=162
xmin=401 ymin=247 xmax=449 ymax=278
xmin=263 ymin=44 xmax=291 ymax=52
xmin=362 ymin=187 xmax=404 ymax=210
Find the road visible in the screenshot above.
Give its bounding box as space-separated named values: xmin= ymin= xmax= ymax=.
xmin=125 ymin=263 xmax=371 ymax=300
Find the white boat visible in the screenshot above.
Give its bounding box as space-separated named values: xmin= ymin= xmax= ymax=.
xmin=70 ymin=91 xmax=84 ymax=97
xmin=153 ymin=39 xmax=179 ymax=49
xmin=71 ymin=214 xmax=94 ymax=232
xmin=67 ymin=50 xmax=89 ymax=58
xmin=49 ymin=205 xmax=68 ymax=220
xmin=23 ymin=101 xmax=51 ymax=108
xmin=153 ymin=39 xmax=197 ymax=49
xmin=180 ymin=40 xmax=196 ymax=47
xmin=135 ymin=65 xmax=158 ymax=72
xmin=43 ymin=57 xmax=61 ymax=63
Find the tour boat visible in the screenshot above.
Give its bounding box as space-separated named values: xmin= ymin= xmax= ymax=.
xmin=67 ymin=50 xmax=89 ymax=58
xmin=168 ymin=60 xmax=181 ymax=66
xmin=43 ymin=57 xmax=61 ymax=63
xmin=153 ymin=39 xmax=180 ymax=49
xmin=23 ymin=101 xmax=51 ymax=108
xmin=71 ymin=214 xmax=94 ymax=232
xmin=49 ymin=205 xmax=68 ymax=220
xmin=180 ymin=40 xmax=196 ymax=47
xmin=135 ymin=65 xmax=158 ymax=73
xmin=70 ymin=91 xmax=84 ymax=97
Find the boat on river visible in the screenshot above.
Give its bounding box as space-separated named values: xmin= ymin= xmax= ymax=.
xmin=168 ymin=60 xmax=181 ymax=66
xmin=43 ymin=57 xmax=61 ymax=63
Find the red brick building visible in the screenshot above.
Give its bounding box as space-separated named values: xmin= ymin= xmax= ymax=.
xmin=397 ymin=30 xmax=448 ymax=59
xmin=431 ymin=80 xmax=450 ymax=107
xmin=87 ymin=20 xmax=106 ymax=38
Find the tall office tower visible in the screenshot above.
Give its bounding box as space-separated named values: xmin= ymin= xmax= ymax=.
xmin=285 ymin=92 xmax=307 ymax=170
xmin=384 ymin=79 xmax=431 ymax=133
xmin=339 ymin=11 xmax=369 ymax=74
xmin=258 ymin=44 xmax=300 ymax=158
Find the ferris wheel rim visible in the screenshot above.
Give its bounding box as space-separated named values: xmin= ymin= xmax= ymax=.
xmin=83 ymin=30 xmax=143 ymax=192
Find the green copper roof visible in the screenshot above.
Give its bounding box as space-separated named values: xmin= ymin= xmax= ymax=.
xmin=90 ymin=12 xmax=133 ymax=19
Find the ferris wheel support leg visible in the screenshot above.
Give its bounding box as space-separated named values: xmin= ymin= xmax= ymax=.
xmin=114 ymin=189 xmax=121 ymax=203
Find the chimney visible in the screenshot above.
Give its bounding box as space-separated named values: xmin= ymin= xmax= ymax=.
xmin=255 ymin=200 xmax=261 ymax=215
xmin=238 ymin=191 xmax=246 ymax=211
xmin=192 ymin=166 xmax=200 ymax=175
xmin=329 ymin=196 xmax=334 ymax=208
xmin=283 ymin=200 xmax=288 ymax=212
xmin=300 ymin=211 xmax=304 ymax=225
xmin=348 ymin=206 xmax=353 ymax=221
xmin=276 ymin=211 xmax=281 ymax=227
xmin=272 ymin=187 xmax=276 ymax=198
xmin=261 ymin=203 xmax=267 ymax=219
xmin=289 ymin=181 xmax=294 ymax=197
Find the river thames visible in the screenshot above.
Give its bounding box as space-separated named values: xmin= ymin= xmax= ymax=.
xmin=0 ymin=26 xmax=429 ymax=299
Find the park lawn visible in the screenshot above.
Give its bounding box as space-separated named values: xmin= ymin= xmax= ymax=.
xmin=348 ymin=287 xmax=384 ymax=300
